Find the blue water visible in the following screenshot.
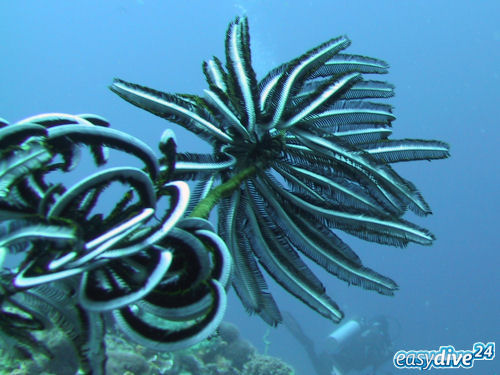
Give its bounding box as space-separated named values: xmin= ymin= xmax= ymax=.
xmin=1 ymin=1 xmax=498 ymax=374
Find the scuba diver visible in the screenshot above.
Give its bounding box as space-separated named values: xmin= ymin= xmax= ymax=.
xmin=282 ymin=311 xmax=396 ymax=375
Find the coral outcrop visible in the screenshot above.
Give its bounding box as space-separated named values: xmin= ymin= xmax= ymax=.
xmin=0 ymin=321 xmax=295 ymax=375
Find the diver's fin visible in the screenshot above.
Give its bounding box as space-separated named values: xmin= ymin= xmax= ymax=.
xmin=282 ymin=310 xmax=315 ymax=349
xmin=282 ymin=311 xmax=332 ymax=375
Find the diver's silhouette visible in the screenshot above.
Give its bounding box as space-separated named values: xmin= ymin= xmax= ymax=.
xmin=282 ymin=311 xmax=395 ymax=375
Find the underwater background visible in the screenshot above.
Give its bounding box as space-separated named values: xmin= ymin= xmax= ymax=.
xmin=0 ymin=1 xmax=498 ymax=374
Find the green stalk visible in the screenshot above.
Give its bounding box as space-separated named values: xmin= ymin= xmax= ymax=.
xmin=189 ymin=165 xmax=257 ymax=219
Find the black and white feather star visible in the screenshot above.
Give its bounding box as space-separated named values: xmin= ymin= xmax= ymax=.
xmin=111 ymin=17 xmax=450 ymax=325
xmin=0 ymin=113 xmax=231 ymax=372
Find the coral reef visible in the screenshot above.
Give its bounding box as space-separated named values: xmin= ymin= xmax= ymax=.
xmin=0 ymin=321 xmax=294 ymax=375
xmin=242 ymin=355 xmax=295 ymax=375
